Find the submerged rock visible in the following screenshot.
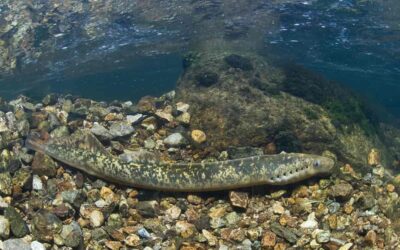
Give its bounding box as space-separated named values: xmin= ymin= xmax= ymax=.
xmin=4 ymin=207 xmax=29 ymax=238
xmin=176 ymin=53 xmax=399 ymax=167
xmin=31 ymin=210 xmax=62 ymax=242
xmin=224 ymin=54 xmax=253 ymax=71
xmin=109 ymin=121 xmax=135 ymax=138
xmin=31 ymin=152 xmax=57 ymax=177
xmin=60 ymin=221 xmax=82 ymax=248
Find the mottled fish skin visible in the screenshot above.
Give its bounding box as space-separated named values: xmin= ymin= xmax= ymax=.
xmin=26 ymin=130 xmax=335 ymax=192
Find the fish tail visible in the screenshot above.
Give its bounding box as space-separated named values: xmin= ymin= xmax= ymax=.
xmin=25 ymin=132 xmax=47 ymax=154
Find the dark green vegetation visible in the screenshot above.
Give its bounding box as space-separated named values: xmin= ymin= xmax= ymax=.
xmin=281 ymin=65 xmax=381 ymax=135
xmin=224 ymin=54 xmax=254 ymax=71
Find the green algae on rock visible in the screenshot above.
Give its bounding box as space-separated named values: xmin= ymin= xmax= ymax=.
xmin=176 ymin=52 xmax=400 ymax=168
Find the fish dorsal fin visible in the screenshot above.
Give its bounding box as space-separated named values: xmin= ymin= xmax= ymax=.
xmin=48 ymin=129 xmax=111 ymax=157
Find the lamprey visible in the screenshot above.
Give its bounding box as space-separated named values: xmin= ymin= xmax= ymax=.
xmin=26 ymin=130 xmax=335 ymax=192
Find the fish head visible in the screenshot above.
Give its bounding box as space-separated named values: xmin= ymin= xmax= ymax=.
xmin=307 ymin=154 xmax=336 ymax=176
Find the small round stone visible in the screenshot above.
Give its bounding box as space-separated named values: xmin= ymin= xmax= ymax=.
xmin=125 ymin=234 xmax=141 ymax=247
xmin=316 ymin=230 xmax=331 ymax=243
xmin=191 ymin=130 xmax=207 ymax=144
xmin=387 ymin=184 xmax=395 ymax=192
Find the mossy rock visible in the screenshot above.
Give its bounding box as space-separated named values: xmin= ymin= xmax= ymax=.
xmin=176 ymin=52 xmax=399 ymax=167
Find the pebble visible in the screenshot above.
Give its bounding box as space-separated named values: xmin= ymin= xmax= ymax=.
xmin=225 ymin=212 xmax=240 ymax=226
xmin=126 ymin=114 xmax=144 ymax=124
xmin=176 ymin=221 xmax=196 ymax=238
xmin=176 ymin=112 xmax=191 ymax=124
xmin=191 ymin=129 xmax=207 ymax=143
xmin=125 ymin=234 xmax=141 ymax=247
xmin=367 ymin=148 xmax=380 ymax=166
xmin=2 ymin=238 xmax=31 ymax=250
xmin=89 ymin=210 xmax=104 ymax=228
xmin=163 ymin=132 xmax=187 ymax=146
xmin=105 ymin=241 xmax=122 ymax=250
xmin=144 ymin=138 xmax=156 ymax=149
xmin=31 ymin=210 xmax=62 ymax=242
xmin=4 ymin=207 xmax=29 ymax=238
xmin=30 ymin=241 xmax=46 ymax=250
xmin=272 ymin=202 xmax=285 ymax=214
xmin=0 ymin=216 xmax=10 ymax=239
xmin=90 ymin=123 xmax=113 ymax=140
xmin=187 ymin=195 xmax=203 ymax=205
xmin=339 ymin=243 xmax=353 ymax=250
xmin=166 ymin=205 xmax=181 ymax=220
xmin=60 ymin=221 xmax=82 ymax=247
xmin=176 ymin=102 xmax=190 ymax=112
xmin=202 ymin=229 xmax=217 ymax=246
xmin=100 ymin=186 xmax=116 ymax=202
xmin=309 ymin=239 xmax=320 ymax=249
xmin=300 ymin=212 xmax=318 ymax=230
xmin=61 ymin=190 xmax=85 ymax=208
xmin=136 ymin=201 xmax=159 ymax=217
xmin=138 ymin=228 xmax=151 ymax=239
xmin=270 ymin=223 xmax=298 ymax=244
xmin=315 ymin=230 xmax=330 ymax=243
xmin=32 ymin=175 xmax=43 ymax=190
xmin=365 ymin=230 xmax=377 ymax=246
xmin=386 ymin=184 xmax=395 ymax=192
xmin=329 ymin=182 xmax=353 ymax=199
xmin=229 ymin=191 xmax=249 ymax=209
xmin=262 ymin=231 xmax=276 ymax=247
xmin=155 ymin=109 xmax=174 ymax=122
xmin=31 ymin=152 xmax=57 ymax=177
xmin=109 ymin=121 xmax=135 ymax=137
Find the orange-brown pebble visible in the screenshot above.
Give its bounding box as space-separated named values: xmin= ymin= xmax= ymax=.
xmin=315 ymin=204 xmax=328 ymax=218
xmin=262 ymin=231 xmax=277 ymax=248
xmin=365 ymin=230 xmax=377 ymax=246
xmin=264 ymin=142 xmax=277 ymax=154
xmin=229 ymin=191 xmax=249 ymax=208
xmin=328 ymin=215 xmax=337 ymax=230
xmin=293 ymin=185 xmax=309 ymax=198
xmin=110 ymin=230 xmax=125 ymax=241
xmin=220 ymin=228 xmax=232 ymax=241
xmin=287 ymin=198 xmax=296 ymax=205
xmin=324 ymin=242 xmax=340 ymax=250
xmin=105 ymin=240 xmax=123 ymax=250
xmin=386 ymin=184 xmax=395 ymax=192
xmin=274 ymin=243 xmax=287 ymax=250
xmin=341 ymin=164 xmax=359 ymax=179
xmin=128 ymin=189 xmax=139 ymax=198
xmin=191 ymin=129 xmax=207 ymax=144
xmin=104 ymin=113 xmax=123 ymax=121
xmin=343 ymin=203 xmax=354 ymax=214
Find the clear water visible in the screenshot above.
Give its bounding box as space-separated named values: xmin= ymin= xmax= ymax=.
xmin=0 ymin=0 xmax=399 ymax=116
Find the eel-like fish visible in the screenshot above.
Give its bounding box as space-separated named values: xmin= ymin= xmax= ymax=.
xmin=26 ymin=130 xmax=335 ymax=192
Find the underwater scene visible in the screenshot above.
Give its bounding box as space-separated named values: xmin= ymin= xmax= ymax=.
xmin=1 ymin=0 xmax=400 ymax=249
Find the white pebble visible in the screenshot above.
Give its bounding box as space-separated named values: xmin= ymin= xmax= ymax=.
xmin=89 ymin=210 xmax=104 ymax=228
xmin=32 ymin=175 xmax=43 ymax=190
xmin=126 ymin=114 xmax=143 ymax=124
xmin=300 ymin=212 xmax=318 ymax=229
xmin=31 ymin=241 xmax=46 ymax=250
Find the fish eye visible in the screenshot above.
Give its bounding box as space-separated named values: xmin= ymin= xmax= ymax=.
xmin=313 ymin=160 xmax=321 ymax=167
